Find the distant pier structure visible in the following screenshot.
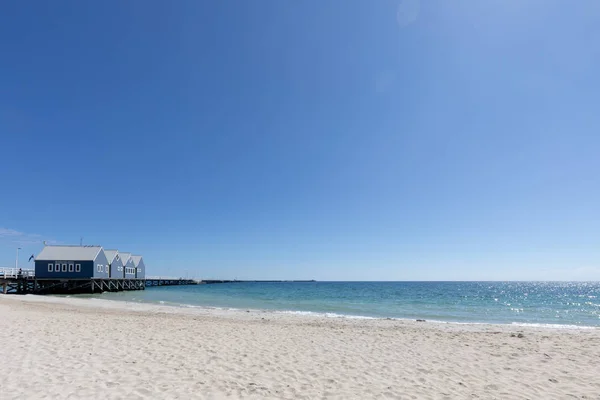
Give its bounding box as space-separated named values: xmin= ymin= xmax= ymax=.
xmin=0 ymin=245 xmax=197 ymax=295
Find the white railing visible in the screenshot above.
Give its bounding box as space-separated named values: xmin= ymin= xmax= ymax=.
xmin=0 ymin=268 xmax=35 ymax=279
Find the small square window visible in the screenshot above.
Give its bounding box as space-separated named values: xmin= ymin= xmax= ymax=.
xmin=62 ymin=264 xmax=67 ymax=272
xmin=48 ymin=263 xmax=53 ymax=272
xmin=69 ymin=264 xmax=74 ymax=272
xmin=75 ymin=264 xmax=81 ymax=272
xmin=105 ymin=265 xmax=109 ymax=273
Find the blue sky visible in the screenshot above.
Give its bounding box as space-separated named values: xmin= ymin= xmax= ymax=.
xmin=1 ymin=0 xmax=599 ymax=280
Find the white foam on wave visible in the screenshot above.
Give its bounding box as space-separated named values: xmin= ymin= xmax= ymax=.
xmin=276 ymin=311 xmax=600 ymax=329
xmin=179 ymin=303 xmax=229 ymax=311
xmin=276 ymin=310 xmax=377 ymax=320
xmin=511 ymin=322 xmax=597 ymax=330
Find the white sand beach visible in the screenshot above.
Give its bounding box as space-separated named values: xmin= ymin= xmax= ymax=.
xmin=1 ymin=295 xmax=599 ymax=400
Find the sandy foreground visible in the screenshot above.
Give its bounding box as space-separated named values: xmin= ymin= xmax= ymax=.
xmin=0 ymin=295 xmax=599 ymax=400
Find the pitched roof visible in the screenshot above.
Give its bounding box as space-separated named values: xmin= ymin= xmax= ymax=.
xmin=131 ymin=255 xmax=143 ymax=267
xmin=104 ymin=250 xmax=119 ymax=264
xmin=36 ymin=245 xmax=103 ymax=261
xmin=119 ymin=252 xmax=132 ymax=264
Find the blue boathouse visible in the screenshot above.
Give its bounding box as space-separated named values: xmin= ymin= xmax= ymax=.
xmin=131 ymin=255 xmax=146 ymax=279
xmin=35 ymin=245 xmax=110 ymax=279
xmin=104 ymin=249 xmax=124 ymax=279
xmin=119 ymin=252 xmax=136 ymax=279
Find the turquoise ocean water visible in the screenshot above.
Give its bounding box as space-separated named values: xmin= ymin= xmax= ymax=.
xmin=80 ymin=281 xmax=600 ymax=327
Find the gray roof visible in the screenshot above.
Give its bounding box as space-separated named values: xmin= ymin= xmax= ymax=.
xmin=104 ymin=250 xmax=119 ymax=264
xmin=36 ymin=245 xmax=103 ymax=261
xmin=131 ymin=255 xmax=143 ymax=267
xmin=119 ymin=252 xmax=132 ymax=264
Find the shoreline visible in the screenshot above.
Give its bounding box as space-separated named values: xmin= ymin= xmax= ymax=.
xmin=0 ymin=294 xmax=600 ymax=333
xmin=8 ymin=293 xmax=598 ymax=331
xmin=2 ymin=294 xmax=600 ymax=398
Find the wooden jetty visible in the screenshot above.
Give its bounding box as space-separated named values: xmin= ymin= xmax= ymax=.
xmin=1 ymin=268 xmax=315 ymax=295
xmin=202 ymin=279 xmax=316 ymax=284
xmin=145 ymin=276 xmax=199 ymax=287
xmin=0 ymin=268 xmax=198 ymax=295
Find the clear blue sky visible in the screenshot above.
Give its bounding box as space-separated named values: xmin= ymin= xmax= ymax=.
xmin=1 ymin=0 xmax=599 ymax=280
